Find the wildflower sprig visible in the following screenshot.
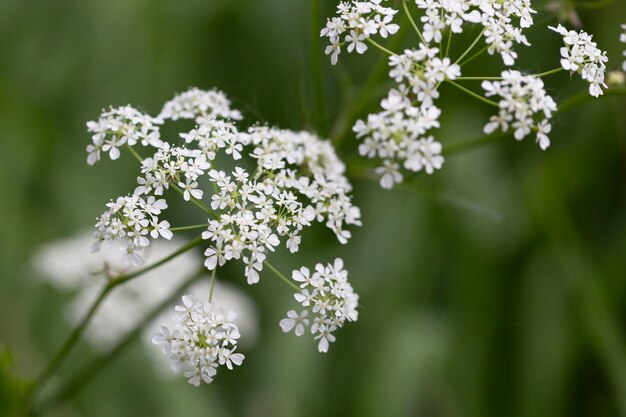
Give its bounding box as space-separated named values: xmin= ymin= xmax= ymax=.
xmin=321 ymin=0 xmax=609 ymax=188
xmin=81 ymin=87 xmax=362 ymax=386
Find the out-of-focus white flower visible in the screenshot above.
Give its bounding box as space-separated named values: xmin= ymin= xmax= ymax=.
xmin=33 ymin=233 xmax=198 ymax=352
xmin=620 ymin=24 xmax=626 ymax=72
xmin=158 ymin=87 xmax=243 ymax=123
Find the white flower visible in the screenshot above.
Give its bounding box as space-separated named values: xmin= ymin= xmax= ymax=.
xmin=620 ymin=24 xmax=626 ymax=72
xmin=159 ymin=87 xmax=242 ymax=123
xmin=90 ymin=195 xmax=172 ymax=266
xmin=280 ymin=259 xmax=359 ymax=353
xmin=549 ymin=24 xmax=608 ymax=97
xmin=152 ymin=295 xmax=245 ymax=386
xmin=85 ymin=106 xmax=163 ymax=165
xmin=320 ymin=0 xmax=399 ymax=64
xmin=279 ymin=310 xmax=309 ymax=336
xmin=482 ymin=70 xmax=557 ymax=149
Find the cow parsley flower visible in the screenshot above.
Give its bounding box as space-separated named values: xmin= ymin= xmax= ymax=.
xmin=354 ymin=47 xmax=449 ymax=188
xmin=86 ymin=106 xmax=163 ymax=165
xmin=320 ymin=0 xmax=399 ymax=64
xmin=482 ymin=70 xmax=557 ymax=150
xmin=549 ymin=24 xmax=608 ymax=97
xmin=279 ymin=259 xmax=359 ymax=353
xmin=91 ymin=195 xmax=172 ymax=267
xmin=152 ymin=295 xmax=245 ymax=386
xmin=87 ymin=88 xmax=361 ymax=285
xmin=159 ymin=87 xmax=243 ymax=123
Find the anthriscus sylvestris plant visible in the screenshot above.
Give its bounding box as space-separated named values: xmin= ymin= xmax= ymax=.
xmin=321 ymin=0 xmax=612 ymax=189
xmin=81 ymin=87 xmax=362 ymax=385
xmin=22 ymin=1 xmax=626 ymax=413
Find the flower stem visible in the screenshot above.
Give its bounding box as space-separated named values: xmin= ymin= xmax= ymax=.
xmin=25 ymin=236 xmax=205 ymax=407
xmin=402 ymin=0 xmax=426 ymax=44
xmin=125 ymin=144 xmax=143 ymax=163
xmin=444 ymin=28 xmax=453 ymax=57
xmin=169 ymin=182 xmax=217 ymax=217
xmin=36 ymin=269 xmax=205 ymax=413
xmin=534 ymin=67 xmax=564 ymax=78
xmin=310 ymin=0 xmax=327 ymax=136
xmin=365 ymin=37 xmax=396 ymax=56
xmin=455 ymin=28 xmax=485 ymax=65
xmin=456 ymin=76 xmax=503 ymax=80
xmin=445 ymin=79 xmax=499 ymax=107
xmin=264 ymin=261 xmax=301 ymax=292
xmin=459 ymin=44 xmax=488 ymax=66
xmin=111 ymin=236 xmax=204 ymax=286
xmin=170 ymin=223 xmax=211 ymax=232
xmin=209 ymin=268 xmax=217 ymax=303
xmin=27 ymin=284 xmax=112 ymax=401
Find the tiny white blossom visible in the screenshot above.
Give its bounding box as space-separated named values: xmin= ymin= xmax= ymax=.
xmin=280 ymin=259 xmax=358 ymax=353
xmin=153 ymin=295 xmax=245 ymax=386
xmin=549 ymin=24 xmax=608 ymax=97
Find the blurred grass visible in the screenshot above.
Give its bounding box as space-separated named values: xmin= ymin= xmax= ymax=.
xmin=1 ymin=0 xmax=625 ymax=416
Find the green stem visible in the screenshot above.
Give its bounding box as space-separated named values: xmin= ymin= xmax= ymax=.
xmin=534 ymin=67 xmax=564 ymax=78
xmin=445 ymin=131 xmax=507 ymax=155
xmin=445 ymin=79 xmax=499 ymax=106
xmin=444 ymin=87 xmax=626 ymax=156
xmin=311 ymin=0 xmax=327 ymax=135
xmin=329 ymin=23 xmax=409 ymax=145
xmin=459 ymin=44 xmax=488 ymax=67
xmin=444 ymin=28 xmax=453 ymax=57
xmin=37 ymin=269 xmax=205 ymax=413
xmin=402 ymin=0 xmax=426 ymax=44
xmin=111 ymin=236 xmax=204 ymax=286
xmin=169 ymin=182 xmax=216 ymax=217
xmin=125 ymin=144 xmax=143 ymax=163
xmin=366 ymin=37 xmax=396 ymax=56
xmin=456 ymin=76 xmax=503 ymax=80
xmin=264 ymin=261 xmax=301 ymax=292
xmin=209 ymin=268 xmax=217 ymax=303
xmin=455 ymin=28 xmax=485 ymax=65
xmin=169 ymin=223 xmax=211 ymax=232
xmin=24 ymin=236 xmax=205 ymax=406
xmin=27 ymin=285 xmax=112 ymax=401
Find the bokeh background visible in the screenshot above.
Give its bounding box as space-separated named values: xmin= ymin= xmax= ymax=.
xmin=1 ymin=0 xmax=625 ymax=416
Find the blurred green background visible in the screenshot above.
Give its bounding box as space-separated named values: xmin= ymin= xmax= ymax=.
xmin=1 ymin=0 xmax=625 ymax=416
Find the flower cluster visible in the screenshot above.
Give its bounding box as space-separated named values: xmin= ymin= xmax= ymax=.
xmin=152 ymin=295 xmax=245 ymax=386
xmin=323 ymin=0 xmax=535 ymax=67
xmin=91 ymin=195 xmax=172 ymax=267
xmin=354 ymin=45 xmax=453 ymax=188
xmin=321 ymin=1 xmax=400 ymax=64
xmin=415 ymin=0 xmax=534 ymax=65
xmin=549 ymin=24 xmax=608 ymax=97
xmin=621 ymin=24 xmax=626 ymax=72
xmin=321 ymin=2 xmax=608 ymax=189
xmin=86 ymin=106 xmax=163 ymax=165
xmin=482 ymin=70 xmax=557 ymax=150
xmin=280 ymin=259 xmax=359 ymax=353
xmin=158 ymin=87 xmax=243 ymax=123
xmin=87 ymin=88 xmax=361 ymax=279
xmin=201 ymin=125 xmax=362 ymax=284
